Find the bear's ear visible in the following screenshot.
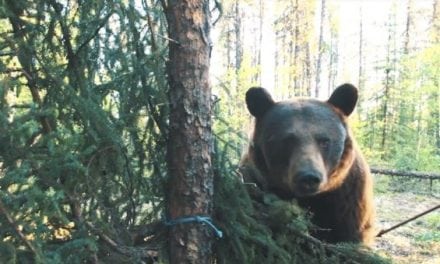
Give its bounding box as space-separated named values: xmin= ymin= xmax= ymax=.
xmin=328 ymin=83 xmax=358 ymax=116
xmin=246 ymin=87 xmax=275 ymax=118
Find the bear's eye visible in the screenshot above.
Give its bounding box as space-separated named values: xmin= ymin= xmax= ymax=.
xmin=317 ymin=137 xmax=330 ymax=150
xmin=266 ymin=138 xmax=293 ymax=167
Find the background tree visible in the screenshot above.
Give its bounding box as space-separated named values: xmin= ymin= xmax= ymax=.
xmin=326 ymin=3 xmax=339 ymax=96
xmin=315 ymin=0 xmax=326 ymax=97
xmin=273 ymin=0 xmax=316 ymax=98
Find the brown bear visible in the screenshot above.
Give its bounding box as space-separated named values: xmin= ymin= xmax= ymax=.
xmin=241 ymin=83 xmax=375 ymax=244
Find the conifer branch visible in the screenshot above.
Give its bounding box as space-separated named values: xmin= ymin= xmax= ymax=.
xmin=0 ymin=200 xmax=41 ymax=258
xmin=75 ymin=11 xmax=114 ymax=55
xmin=144 ymin=0 xmax=158 ymax=51
xmin=8 ymin=6 xmax=53 ymax=134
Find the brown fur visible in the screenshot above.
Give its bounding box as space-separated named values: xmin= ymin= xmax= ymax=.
xmin=241 ymin=126 xmax=375 ymax=244
xmin=295 ymin=136 xmax=376 ymax=244
xmin=241 ymin=84 xmax=376 ymax=244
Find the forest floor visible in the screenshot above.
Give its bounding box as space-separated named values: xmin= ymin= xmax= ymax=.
xmin=373 ymin=191 xmax=440 ymax=264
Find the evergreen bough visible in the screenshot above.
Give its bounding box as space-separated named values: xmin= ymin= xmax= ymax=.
xmin=212 ymin=165 xmax=390 ymax=264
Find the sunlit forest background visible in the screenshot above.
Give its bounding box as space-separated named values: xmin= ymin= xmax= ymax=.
xmin=211 ymin=0 xmax=440 ymax=172
xmin=0 ymin=0 xmax=438 ymax=263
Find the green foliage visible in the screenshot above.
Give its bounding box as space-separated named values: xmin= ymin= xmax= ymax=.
xmin=357 ymin=40 xmax=440 ymax=173
xmin=0 ymin=241 xmax=16 ymax=264
xmin=0 ymin=0 xmax=168 ymax=262
xmin=413 ymin=210 xmax=440 ymax=243
xmin=212 ymin=162 xmax=390 ymax=264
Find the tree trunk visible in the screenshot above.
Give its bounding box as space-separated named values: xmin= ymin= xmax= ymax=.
xmin=327 ymin=11 xmax=339 ymax=96
xmin=305 ymin=42 xmax=312 ymax=97
xmin=435 ymin=86 xmax=440 ymax=153
xmin=358 ymin=5 xmax=364 ymax=92
xmin=432 ymin=1 xmax=440 ymax=152
xmin=164 ymin=1 xmax=214 ymax=263
xmin=381 ymin=68 xmax=390 ymax=154
xmin=315 ymin=0 xmax=326 ymax=98
xmin=256 ymin=0 xmax=264 ymax=85
xmin=234 ymin=0 xmax=242 ymax=78
xmin=274 ymin=31 xmax=280 ymax=90
xmin=403 ymin=0 xmax=413 ymax=54
xmin=226 ymin=20 xmax=232 ymax=68
xmin=433 ymin=0 xmax=440 ymax=43
xmin=294 ymin=0 xmax=300 ymax=96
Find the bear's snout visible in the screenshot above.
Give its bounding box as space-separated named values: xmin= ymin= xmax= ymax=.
xmin=295 ymin=170 xmax=322 ymax=196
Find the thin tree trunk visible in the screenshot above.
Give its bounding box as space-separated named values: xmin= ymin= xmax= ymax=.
xmin=294 ymin=0 xmax=300 ymax=96
xmin=234 ymin=0 xmax=242 ymax=78
xmin=435 ymin=86 xmax=440 ymax=153
xmin=358 ymin=5 xmax=364 ymax=92
xmin=327 ymin=40 xmax=334 ymax=95
xmin=305 ymin=42 xmax=312 ymax=97
xmin=433 ymin=0 xmax=440 ymax=43
xmin=315 ymin=0 xmax=326 ymax=97
xmin=403 ymin=0 xmax=413 ymax=54
xmin=164 ymin=1 xmax=214 ymax=263
xmin=256 ymin=0 xmax=264 ymax=85
xmin=226 ymin=22 xmax=232 ymax=68
xmin=432 ymin=0 xmax=440 ymax=152
xmin=381 ymin=68 xmax=390 ymax=153
xmin=289 ymin=28 xmax=294 ymax=97
xmin=327 ymin=11 xmax=339 ymax=96
xmin=275 ymin=31 xmax=279 ymax=90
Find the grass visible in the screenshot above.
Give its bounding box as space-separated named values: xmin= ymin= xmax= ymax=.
xmin=414 ymin=213 xmax=440 ymax=243
xmin=373 ymin=175 xmax=440 ymax=264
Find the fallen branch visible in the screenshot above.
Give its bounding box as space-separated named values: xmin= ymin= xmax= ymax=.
xmin=377 ymin=204 xmax=440 ymax=237
xmin=371 ymin=168 xmax=440 ymax=180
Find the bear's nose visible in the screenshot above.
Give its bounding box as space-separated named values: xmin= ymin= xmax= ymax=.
xmin=296 ymin=171 xmax=322 ymax=193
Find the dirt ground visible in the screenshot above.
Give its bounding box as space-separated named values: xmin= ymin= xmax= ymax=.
xmin=373 ymin=192 xmax=440 ymax=264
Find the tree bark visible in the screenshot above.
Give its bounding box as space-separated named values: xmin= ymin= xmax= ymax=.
xmin=403 ymin=0 xmax=413 ymax=55
xmin=327 ymin=11 xmax=339 ymax=96
xmin=293 ymin=0 xmax=300 ymax=96
xmin=358 ymin=5 xmax=364 ymax=92
xmin=431 ymin=0 xmax=440 ymax=152
xmin=164 ymin=1 xmax=214 ymax=263
xmin=304 ymin=42 xmax=312 ymax=97
xmin=234 ymin=0 xmax=242 ymax=76
xmin=433 ymin=0 xmax=440 ymax=43
xmin=315 ymin=0 xmax=326 ymax=98
xmin=255 ymin=0 xmax=264 ymax=85
xmin=381 ymin=68 xmax=390 ymax=153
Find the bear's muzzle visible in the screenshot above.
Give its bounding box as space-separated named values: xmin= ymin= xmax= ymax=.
xmin=295 ymin=170 xmax=322 ymax=196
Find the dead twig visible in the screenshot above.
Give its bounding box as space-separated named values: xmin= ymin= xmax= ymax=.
xmin=376 ymin=204 xmax=440 ymax=237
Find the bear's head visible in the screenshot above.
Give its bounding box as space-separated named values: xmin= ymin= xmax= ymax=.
xmin=245 ymin=84 xmax=358 ymax=199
